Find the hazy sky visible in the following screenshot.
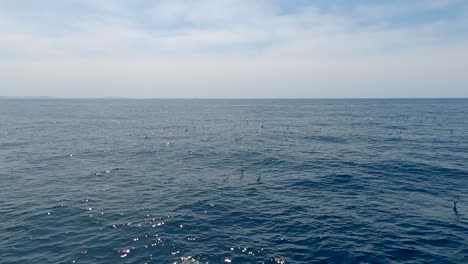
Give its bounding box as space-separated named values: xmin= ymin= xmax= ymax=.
xmin=1 ymin=0 xmax=467 ymax=98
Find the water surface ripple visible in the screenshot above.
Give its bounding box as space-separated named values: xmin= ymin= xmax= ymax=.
xmin=0 ymin=99 xmax=467 ymax=263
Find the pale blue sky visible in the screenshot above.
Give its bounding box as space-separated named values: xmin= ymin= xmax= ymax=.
xmin=0 ymin=0 xmax=467 ymax=98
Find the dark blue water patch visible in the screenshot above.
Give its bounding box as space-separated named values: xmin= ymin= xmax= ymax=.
xmin=1 ymin=99 xmax=467 ymax=263
xmin=325 ymin=173 xmax=354 ymax=184
xmin=363 ymin=159 xmax=465 ymax=176
xmin=289 ymin=179 xmax=318 ymax=190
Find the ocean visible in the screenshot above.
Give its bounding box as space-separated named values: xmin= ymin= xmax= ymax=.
xmin=0 ymin=99 xmax=467 ymax=263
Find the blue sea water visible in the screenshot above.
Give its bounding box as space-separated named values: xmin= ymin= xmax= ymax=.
xmin=0 ymin=99 xmax=467 ymax=264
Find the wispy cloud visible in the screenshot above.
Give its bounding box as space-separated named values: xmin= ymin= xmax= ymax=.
xmin=353 ymin=0 xmax=464 ymax=20
xmin=0 ymin=0 xmax=467 ymax=97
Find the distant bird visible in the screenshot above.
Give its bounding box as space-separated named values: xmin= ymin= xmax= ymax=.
xmin=453 ymin=200 xmax=459 ymax=214
xmin=222 ymin=174 xmax=230 ymax=183
xmin=240 ymin=169 xmax=245 ymax=180
xmin=256 ymin=175 xmax=262 ymax=184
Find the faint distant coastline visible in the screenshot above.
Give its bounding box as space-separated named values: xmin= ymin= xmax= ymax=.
xmin=0 ymin=96 xmax=60 ymax=99
xmin=0 ymin=96 xmax=130 ymax=99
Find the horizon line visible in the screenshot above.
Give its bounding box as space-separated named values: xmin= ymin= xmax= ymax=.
xmin=1 ymin=96 xmax=468 ymax=100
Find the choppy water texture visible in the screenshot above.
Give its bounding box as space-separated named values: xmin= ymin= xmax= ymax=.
xmin=1 ymin=99 xmax=467 ymax=264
